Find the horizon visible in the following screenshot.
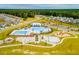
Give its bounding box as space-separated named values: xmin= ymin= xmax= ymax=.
xmin=0 ymin=4 xmax=79 ymax=9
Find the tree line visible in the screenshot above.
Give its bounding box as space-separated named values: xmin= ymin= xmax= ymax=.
xmin=0 ymin=9 xmax=79 ymax=19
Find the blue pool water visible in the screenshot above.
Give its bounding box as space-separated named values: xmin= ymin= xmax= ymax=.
xmin=31 ymin=27 xmax=45 ymax=32
xmin=11 ymin=30 xmax=29 ymax=35
xmin=10 ymin=27 xmax=51 ymax=35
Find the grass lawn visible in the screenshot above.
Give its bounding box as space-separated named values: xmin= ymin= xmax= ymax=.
xmin=0 ymin=36 xmax=21 ymax=46
xmin=0 ymin=45 xmax=51 ymax=55
xmin=28 ymin=41 xmax=52 ymax=46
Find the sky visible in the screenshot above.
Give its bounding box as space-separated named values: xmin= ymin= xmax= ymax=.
xmin=0 ymin=4 xmax=79 ymax=9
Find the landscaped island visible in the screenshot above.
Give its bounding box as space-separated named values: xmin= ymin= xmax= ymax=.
xmin=0 ymin=9 xmax=79 ymax=55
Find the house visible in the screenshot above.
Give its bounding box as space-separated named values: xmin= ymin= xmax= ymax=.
xmin=31 ymin=23 xmax=42 ymax=27
xmin=0 ymin=14 xmax=21 ymax=25
xmin=49 ymin=16 xmax=79 ymax=24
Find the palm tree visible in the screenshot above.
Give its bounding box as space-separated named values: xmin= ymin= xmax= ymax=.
xmin=35 ymin=34 xmax=39 ymax=44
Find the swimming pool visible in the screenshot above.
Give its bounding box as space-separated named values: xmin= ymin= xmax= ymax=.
xmin=30 ymin=27 xmax=51 ymax=34
xmin=10 ymin=27 xmax=51 ymax=35
xmin=10 ymin=30 xmax=31 ymax=35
